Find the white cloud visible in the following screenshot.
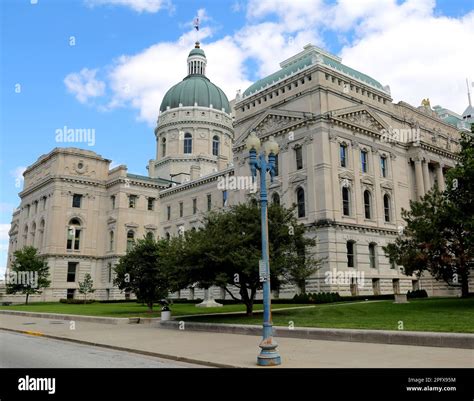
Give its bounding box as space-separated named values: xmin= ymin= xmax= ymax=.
xmin=10 ymin=166 xmax=26 ymax=190
xmin=84 ymin=0 xmax=171 ymax=13
xmin=64 ymin=68 xmax=106 ymax=104
xmin=0 ymin=224 xmax=10 ymax=241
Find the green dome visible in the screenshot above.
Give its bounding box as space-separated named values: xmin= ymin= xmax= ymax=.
xmin=160 ymin=75 xmax=230 ymax=113
xmin=189 ymin=47 xmax=206 ymax=57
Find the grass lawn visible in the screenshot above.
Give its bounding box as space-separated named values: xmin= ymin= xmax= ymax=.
xmin=0 ymin=301 xmax=308 ymax=318
xmin=182 ymin=298 xmax=474 ymax=333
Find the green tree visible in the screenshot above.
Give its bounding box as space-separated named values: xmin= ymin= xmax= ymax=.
xmin=6 ymin=246 xmax=51 ymax=305
xmin=176 ymin=202 xmax=321 ymax=315
xmin=78 ymin=273 xmax=95 ymax=303
xmin=113 ymin=236 xmax=175 ymax=311
xmin=384 ymin=128 xmax=474 ymax=297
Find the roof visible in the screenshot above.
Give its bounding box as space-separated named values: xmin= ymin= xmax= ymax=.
xmin=243 ymin=44 xmax=388 ymax=98
xmin=126 ymin=173 xmax=176 ymax=186
xmin=189 ymin=47 xmax=206 ymax=57
xmin=160 ymin=75 xmax=231 ymax=113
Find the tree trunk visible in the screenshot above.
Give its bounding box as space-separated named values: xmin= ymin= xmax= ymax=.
xmin=25 ymin=293 xmax=29 ymax=305
xmin=460 ymin=268 xmax=469 ymax=298
xmin=240 ymin=286 xmax=253 ymax=316
xmin=245 ymin=301 xmax=253 ymax=317
xmin=147 ymin=301 xmax=153 ymax=312
xmin=299 ymin=280 xmax=306 ymax=294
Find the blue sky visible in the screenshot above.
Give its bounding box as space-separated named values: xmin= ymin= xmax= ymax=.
xmin=0 ymin=0 xmax=473 ymax=274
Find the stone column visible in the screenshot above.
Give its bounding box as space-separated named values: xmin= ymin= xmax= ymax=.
xmin=414 ymin=158 xmax=425 ymax=198
xmin=422 ymin=159 xmax=431 ymax=193
xmin=436 ymin=163 xmax=445 ymax=191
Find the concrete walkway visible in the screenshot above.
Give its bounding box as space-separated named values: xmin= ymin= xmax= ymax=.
xmin=0 ymin=314 xmax=472 ymax=368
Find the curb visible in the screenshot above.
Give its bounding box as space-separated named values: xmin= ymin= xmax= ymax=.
xmin=159 ymin=321 xmax=474 ymax=349
xmin=0 ymin=327 xmax=238 ymax=369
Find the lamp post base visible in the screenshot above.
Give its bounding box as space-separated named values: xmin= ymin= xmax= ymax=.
xmin=257 ymin=336 xmax=281 ymax=366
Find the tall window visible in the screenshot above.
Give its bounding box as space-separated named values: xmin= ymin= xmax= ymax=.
xmin=147 ymin=197 xmax=155 ymax=211
xmin=193 ymin=198 xmax=197 ymax=214
xmin=369 ymin=243 xmax=377 ymax=268
xmin=212 ymin=135 xmax=219 ymax=156
xmin=67 ymin=218 xmax=81 ymax=250
xmin=360 ymin=150 xmax=368 ymax=173
xmin=179 ymin=202 xmax=183 ymax=217
xmin=108 ymin=263 xmax=112 ymax=282
xmin=126 ymin=230 xmax=135 ymax=251
xmin=274 ymin=154 xmax=279 ymax=176
xmin=42 ymin=197 xmax=47 ymax=210
xmin=146 ymin=232 xmax=154 ymax=240
xmin=109 ymin=231 xmax=114 ymax=251
xmin=184 ymin=133 xmax=192 ymax=154
xmin=72 ymin=194 xmax=82 ymax=208
xmin=207 ymin=194 xmax=212 ymax=211
xmin=296 ymin=187 xmax=305 ymax=218
xmin=128 ymin=195 xmax=137 ymax=208
xmin=222 ymin=190 xmax=228 ymax=207
xmin=383 ymin=194 xmax=391 ymax=222
xmin=363 ymin=190 xmax=372 ymax=219
xmin=167 ymin=205 xmax=171 ymax=220
xmin=295 ymin=146 xmax=303 ymax=170
xmin=39 ymin=219 xmax=45 ymax=249
xmin=31 ymin=222 xmax=36 ymax=246
xmin=380 ymin=156 xmax=388 ymax=178
xmin=26 ymin=204 xmax=30 ymax=217
xmin=272 ymin=192 xmax=280 ymax=205
xmin=67 ymin=262 xmax=77 ymax=282
xmin=34 ymin=201 xmax=38 ymax=214
xmin=162 ymin=137 xmax=166 ymax=157
xmin=342 ymin=187 xmax=350 ymax=216
xmin=111 ymin=195 xmax=116 ymax=209
xmin=347 ymin=241 xmax=355 ymax=267
xmin=340 ymin=144 xmax=347 ymax=167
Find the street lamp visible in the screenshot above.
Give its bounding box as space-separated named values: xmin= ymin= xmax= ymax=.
xmin=245 ymin=132 xmax=281 ymax=366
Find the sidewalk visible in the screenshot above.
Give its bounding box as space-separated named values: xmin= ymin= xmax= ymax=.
xmin=1 ymin=314 xmax=472 ymax=368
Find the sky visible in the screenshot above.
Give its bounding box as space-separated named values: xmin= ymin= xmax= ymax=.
xmin=0 ymin=0 xmax=473 ymax=276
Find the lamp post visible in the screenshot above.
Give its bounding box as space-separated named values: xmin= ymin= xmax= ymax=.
xmin=245 ymin=132 xmax=281 ymax=366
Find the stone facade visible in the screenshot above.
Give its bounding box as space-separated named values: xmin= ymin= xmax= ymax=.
xmin=3 ymin=44 xmax=469 ymax=302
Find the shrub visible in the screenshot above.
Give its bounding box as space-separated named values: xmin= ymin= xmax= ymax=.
xmin=407 ymin=289 xmax=428 ymax=299
xmin=59 ymin=298 xmax=95 ymax=304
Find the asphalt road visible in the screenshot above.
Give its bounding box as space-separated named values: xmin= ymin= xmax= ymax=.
xmin=0 ymin=330 xmax=204 ymax=368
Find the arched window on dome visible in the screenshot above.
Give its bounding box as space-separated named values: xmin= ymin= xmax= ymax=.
xmin=162 ymin=137 xmax=166 ymax=158
xmin=184 ymin=133 xmax=192 ymax=154
xmin=212 ymin=135 xmax=219 ymax=156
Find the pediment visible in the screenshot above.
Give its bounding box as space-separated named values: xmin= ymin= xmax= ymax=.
xmin=331 ymin=105 xmax=389 ymax=133
xmin=107 ymin=217 xmax=117 ymax=225
xmin=361 ymin=175 xmax=375 ymax=186
xmin=289 ymin=173 xmax=306 ymax=184
xmin=144 ymin=224 xmax=158 ymax=230
xmin=338 ymin=171 xmax=354 ymax=181
xmin=235 ymin=110 xmax=307 ymax=148
xmin=381 ymin=181 xmax=393 ymax=190
xmin=124 ymin=222 xmax=139 ymax=228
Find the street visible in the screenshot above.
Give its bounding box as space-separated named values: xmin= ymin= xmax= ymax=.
xmin=0 ymin=330 xmax=204 ymax=368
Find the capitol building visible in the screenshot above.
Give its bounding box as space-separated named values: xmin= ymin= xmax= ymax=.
xmin=4 ymin=42 xmax=472 ymax=302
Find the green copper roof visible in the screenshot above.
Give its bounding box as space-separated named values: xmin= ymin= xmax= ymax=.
xmin=243 ymin=51 xmax=387 ymax=97
xmin=189 ymin=47 xmax=206 ymax=57
xmin=160 ymin=75 xmax=230 ymax=113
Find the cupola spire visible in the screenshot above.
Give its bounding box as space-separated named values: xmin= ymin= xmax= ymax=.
xmin=187 ymin=41 xmax=207 ymax=76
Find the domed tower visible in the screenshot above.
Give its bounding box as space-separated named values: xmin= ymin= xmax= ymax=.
xmin=149 ymin=42 xmax=234 ymax=183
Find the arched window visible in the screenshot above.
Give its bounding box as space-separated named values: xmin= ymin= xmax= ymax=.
xmin=31 ymin=222 xmax=36 ymax=246
xmin=342 ymin=187 xmax=351 ymax=216
xmin=165 ymin=232 xmax=171 ymax=240
xmin=296 ymin=187 xmax=305 ymax=218
xmin=272 ymin=192 xmax=280 ymax=205
xmin=126 ymin=230 xmax=135 ymax=251
xmin=162 ymin=137 xmax=166 ymax=157
xmin=212 ymin=135 xmax=219 ymax=156
xmin=67 ymin=218 xmax=81 ymax=250
xmin=363 ymin=190 xmax=372 ymax=219
xmin=184 ymin=133 xmax=192 ymax=154
xmin=360 ymin=150 xmax=368 ymax=173
xmin=347 ymin=241 xmax=355 ymax=267
xmin=274 ymin=154 xmax=279 ymax=176
xmin=383 ymin=194 xmax=391 ymax=222
xmin=23 ymin=225 xmax=28 ymax=246
xmin=146 ymin=232 xmax=154 ymax=240
xmin=38 ymin=220 xmax=45 ymax=249
xmin=109 ymin=231 xmax=114 ymax=251
xmin=380 ymin=155 xmax=388 ymax=177
xmin=369 ymin=243 xmax=377 ymax=268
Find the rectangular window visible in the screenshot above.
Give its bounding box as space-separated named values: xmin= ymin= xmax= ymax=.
xmin=392 ymin=279 xmax=400 ymax=294
xmin=347 ymin=241 xmax=355 ymax=267
xmin=67 ymin=262 xmax=77 ymax=282
xmin=207 ymin=194 xmax=212 ymax=211
xmin=26 ymin=205 xmax=30 ymax=217
xmin=72 ymin=194 xmax=82 ymax=208
xmin=295 ymin=147 xmax=303 ymax=170
xmin=67 ymin=227 xmax=81 ymax=250
xmin=360 ymin=151 xmax=368 ymax=173
xmin=147 ymin=197 xmax=155 ymax=211
xmin=67 ymin=288 xmax=75 ymax=299
xmin=128 ymin=195 xmax=137 ymax=208
xmin=111 ymin=195 xmax=116 ymax=209
xmin=167 ymin=205 xmax=171 ymax=220
xmin=43 ymin=197 xmax=47 ymax=210
xmin=179 ymin=202 xmax=183 ymax=217
xmin=108 ymin=263 xmax=112 ymax=283
xmin=222 ymin=190 xmax=228 ymax=207
xmin=193 ymin=198 xmax=197 ymax=214
xmin=380 ymin=156 xmax=387 ymax=178
xmin=340 ymin=144 xmax=347 ymax=167
xmin=274 ymin=154 xmax=279 ymax=176
xmin=372 ymin=278 xmax=380 ymax=296
xmin=34 ymin=201 xmax=38 ymax=214
xmin=369 ymin=244 xmax=377 ymax=268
